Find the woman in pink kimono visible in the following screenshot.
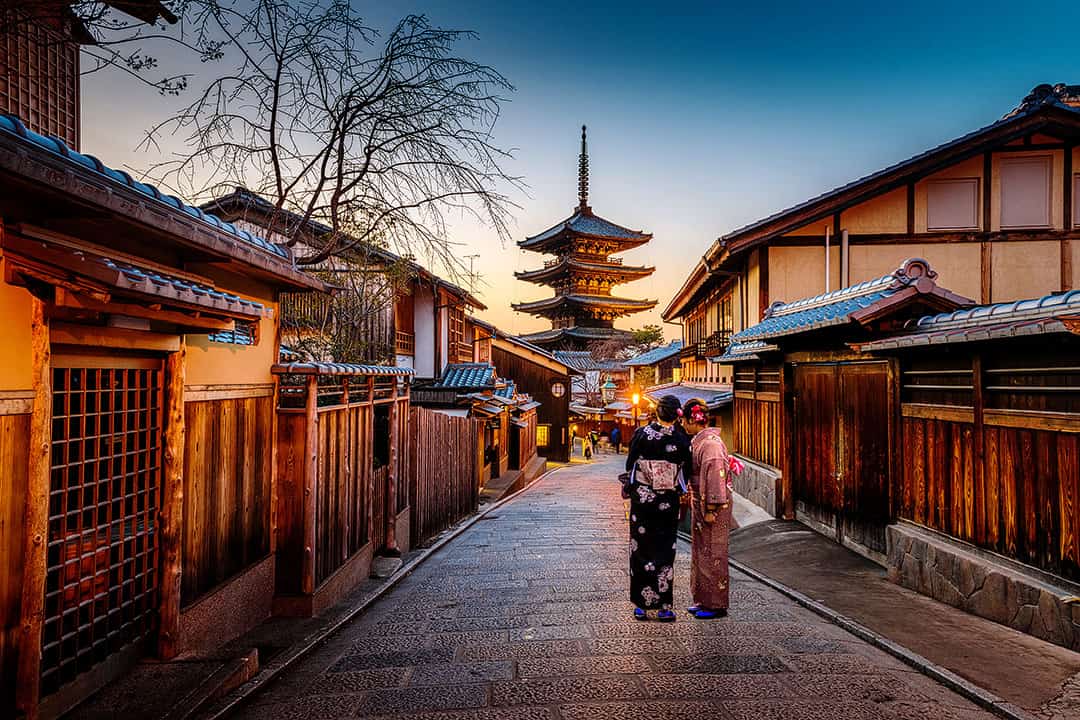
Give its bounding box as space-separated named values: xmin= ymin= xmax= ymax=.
xmin=681 ymin=398 xmax=742 ymax=618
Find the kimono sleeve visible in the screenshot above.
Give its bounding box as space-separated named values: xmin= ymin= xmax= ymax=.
xmin=697 ymin=438 xmax=731 ymax=506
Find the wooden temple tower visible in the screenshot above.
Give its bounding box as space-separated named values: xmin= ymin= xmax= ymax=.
xmin=513 ymin=127 xmax=656 ymax=349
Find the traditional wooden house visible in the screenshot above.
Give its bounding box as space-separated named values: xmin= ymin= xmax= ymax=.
xmin=623 ymin=340 xmax=683 ymax=387
xmin=514 ymin=127 xmax=656 ymax=350
xmin=723 ymin=261 xmax=1080 ymax=649
xmin=665 ymin=82 xmax=1080 ymax=388
xmin=0 ymin=108 xmax=329 ymax=717
xmin=203 ymin=187 xmax=486 ymax=378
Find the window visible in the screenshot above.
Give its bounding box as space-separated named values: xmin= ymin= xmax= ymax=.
xmin=209 ymin=321 xmax=258 ymax=346
xmin=551 ymin=382 xmax=566 ymax=398
xmin=1000 ymin=156 xmax=1052 ymax=229
xmin=672 ymin=367 xmax=682 ymax=383
xmin=927 ymin=178 xmax=979 ymax=230
xmin=536 ymin=424 xmax=551 ymax=447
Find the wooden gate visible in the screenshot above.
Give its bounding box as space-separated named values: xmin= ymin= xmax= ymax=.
xmin=43 ymin=356 xmax=164 ymax=696
xmin=794 ymin=361 xmax=892 ymax=554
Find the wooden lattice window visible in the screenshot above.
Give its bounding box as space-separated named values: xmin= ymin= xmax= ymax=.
xmin=901 ymin=356 xmax=974 ymax=409
xmin=536 ymin=424 xmax=550 ymax=448
xmin=43 ymin=359 xmax=163 ymax=695
xmin=0 ymin=18 xmax=80 ymax=149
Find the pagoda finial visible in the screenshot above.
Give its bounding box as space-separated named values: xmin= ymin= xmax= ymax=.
xmin=577 ymin=124 xmax=590 ymax=212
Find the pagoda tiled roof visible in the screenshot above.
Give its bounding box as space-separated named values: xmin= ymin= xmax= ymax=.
xmin=520 ymin=209 xmax=651 ymax=252
xmin=515 ymin=257 xmax=654 ymax=285
xmin=520 ymin=326 xmax=634 ymax=345
xmin=512 ymin=294 xmax=657 ymax=316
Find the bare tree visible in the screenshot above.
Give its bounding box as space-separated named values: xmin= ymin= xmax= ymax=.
xmin=143 ymin=0 xmax=520 ymax=278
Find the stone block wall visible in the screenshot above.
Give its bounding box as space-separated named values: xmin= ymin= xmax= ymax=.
xmin=732 ymin=455 xmax=781 ymax=517
xmin=887 ymin=523 xmax=1080 ymax=652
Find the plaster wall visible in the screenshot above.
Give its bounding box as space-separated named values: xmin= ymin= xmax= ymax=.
xmin=768 ymin=245 xmax=841 ymax=305
xmin=413 ymin=285 xmax=435 ymax=379
xmin=991 ymin=241 xmax=1061 ymax=302
xmin=0 ymin=269 xmax=33 ymax=391
xmin=848 ymin=243 xmax=982 ymax=301
xmin=841 ymin=187 xmax=907 ymax=234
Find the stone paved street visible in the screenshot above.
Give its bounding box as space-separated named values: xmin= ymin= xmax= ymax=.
xmin=235 ymin=455 xmax=999 ymax=720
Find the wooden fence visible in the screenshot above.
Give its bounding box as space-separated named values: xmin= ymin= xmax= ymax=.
xmin=273 ymin=364 xmax=410 ymax=607
xmin=733 ymin=364 xmax=784 ymax=469
xmin=409 ymin=407 xmax=483 ymax=547
xmin=181 ymin=395 xmax=274 ymax=606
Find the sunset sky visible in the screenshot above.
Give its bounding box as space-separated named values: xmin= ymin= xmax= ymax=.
xmin=81 ymin=0 xmax=1080 ymax=339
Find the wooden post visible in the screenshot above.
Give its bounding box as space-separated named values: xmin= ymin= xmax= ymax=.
xmin=158 ymin=339 xmax=186 ymax=659
xmin=385 ymin=378 xmax=400 ymax=556
xmin=365 ymin=377 xmax=376 ymax=549
xmin=301 ymin=375 xmax=318 ymax=595
xmin=16 ymin=297 xmax=51 ymax=720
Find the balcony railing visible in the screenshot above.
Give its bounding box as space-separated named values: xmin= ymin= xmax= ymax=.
xmin=705 ymin=331 xmax=731 ymax=357
xmin=395 ymin=330 xmax=415 ymax=355
xmin=454 ymin=341 xmax=473 ymax=364
xmin=680 ymin=344 xmax=698 ymax=360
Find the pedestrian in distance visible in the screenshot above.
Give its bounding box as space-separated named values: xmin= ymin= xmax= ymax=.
xmin=610 ymin=425 xmax=621 ymax=454
xmin=624 ymin=395 xmax=691 ymax=622
xmin=681 ymin=398 xmax=744 ymax=619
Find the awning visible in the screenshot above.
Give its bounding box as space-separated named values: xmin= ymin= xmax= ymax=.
xmin=510 ymin=418 xmax=529 ymax=428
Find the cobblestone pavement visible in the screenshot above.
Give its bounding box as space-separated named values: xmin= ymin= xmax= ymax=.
xmin=235 ymin=455 xmax=999 ymax=720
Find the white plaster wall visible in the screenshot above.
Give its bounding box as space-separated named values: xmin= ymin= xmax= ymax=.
xmin=413 ymin=286 xmax=436 ymax=379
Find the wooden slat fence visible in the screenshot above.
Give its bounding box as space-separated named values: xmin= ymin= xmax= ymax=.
xmin=182 ymin=396 xmax=273 ymax=606
xmin=409 ymin=407 xmax=482 ymax=547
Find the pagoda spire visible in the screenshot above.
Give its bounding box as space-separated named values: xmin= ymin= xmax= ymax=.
xmin=577 ymin=124 xmax=590 ymax=212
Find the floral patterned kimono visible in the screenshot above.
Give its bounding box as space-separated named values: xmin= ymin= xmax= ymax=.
xmin=689 ymin=427 xmax=734 ymax=611
xmin=626 ymin=422 xmax=691 ymax=614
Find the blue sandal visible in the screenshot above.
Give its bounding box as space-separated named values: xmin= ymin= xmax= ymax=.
xmin=656 ymin=610 xmax=676 ymax=623
xmin=633 ymin=608 xmax=648 ymax=621
xmin=691 ymin=607 xmax=727 ymax=619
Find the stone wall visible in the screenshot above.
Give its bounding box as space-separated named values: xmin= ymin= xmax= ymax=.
xmin=887 ymin=522 xmax=1080 ymax=652
xmin=733 ymin=455 xmax=781 ymax=517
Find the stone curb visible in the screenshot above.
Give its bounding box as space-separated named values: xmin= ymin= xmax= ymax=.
xmin=725 ymin=554 xmax=1037 ymax=720
xmin=203 ymin=463 xmax=568 ymax=720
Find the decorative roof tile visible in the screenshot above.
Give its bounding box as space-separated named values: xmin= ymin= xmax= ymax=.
xmin=271 ymin=362 xmax=413 ymax=376
xmin=714 ymin=340 xmax=780 ymax=363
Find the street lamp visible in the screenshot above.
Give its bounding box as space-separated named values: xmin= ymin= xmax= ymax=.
xmin=601 ymin=376 xmax=616 ymax=404
xmin=631 ymin=391 xmax=640 ymax=426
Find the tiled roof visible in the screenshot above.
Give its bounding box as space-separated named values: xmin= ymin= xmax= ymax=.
xmin=553 ymin=351 xmax=601 ymax=372
xmin=623 ymin=340 xmax=684 ymax=367
xmin=713 ymin=339 xmax=779 ymax=363
xmin=0 ymin=115 xmax=288 ymax=259
xmin=523 ymin=326 xmax=633 ymax=345
xmin=522 ymin=209 xmax=651 ymax=248
xmin=434 ymin=363 xmax=497 ymax=389
xmin=512 ymin=294 xmax=657 ymax=314
xmin=495 ymin=380 xmax=516 ymax=399
xmin=644 ymin=383 xmax=733 ymax=411
xmin=730 ymin=259 xmax=968 ymax=343
xmin=1004 ymin=83 xmax=1080 ymax=118
xmin=271 ymin=362 xmax=414 ymax=376
xmin=108 ymin=259 xmax=269 ymax=316
xmin=515 ymin=258 xmax=654 ymax=283
xmin=203 ymin=187 xmax=485 ymax=309
xmin=857 ymin=289 xmax=1080 ymax=351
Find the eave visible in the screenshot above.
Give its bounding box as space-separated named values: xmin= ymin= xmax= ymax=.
xmin=512 ymin=294 xmax=658 ymax=316
xmin=515 ymin=258 xmax=655 ymax=285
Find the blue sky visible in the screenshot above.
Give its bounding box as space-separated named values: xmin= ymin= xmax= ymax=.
xmin=82 ymin=0 xmax=1080 ymax=336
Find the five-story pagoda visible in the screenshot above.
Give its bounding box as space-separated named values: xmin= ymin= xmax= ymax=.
xmin=514 ymin=126 xmax=656 ymax=349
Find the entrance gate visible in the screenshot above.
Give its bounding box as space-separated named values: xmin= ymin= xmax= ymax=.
xmin=793 ymin=361 xmax=892 ymax=555
xmin=42 ymin=356 xmax=164 ymax=697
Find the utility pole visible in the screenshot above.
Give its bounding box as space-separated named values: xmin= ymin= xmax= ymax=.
xmin=465 ymin=253 xmax=480 ymax=293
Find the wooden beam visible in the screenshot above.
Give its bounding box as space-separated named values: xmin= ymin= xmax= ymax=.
xmin=50 ymin=322 xmax=181 ymax=353
xmin=15 ymin=297 xmax=50 ymax=719
xmin=983 ymin=152 xmax=993 ymax=232
xmin=980 ymin=242 xmax=993 ymax=304
xmin=54 ymin=290 xmax=236 ymax=332
xmin=385 ymin=379 xmax=401 ymax=556
xmin=158 ymin=340 xmax=186 ymax=660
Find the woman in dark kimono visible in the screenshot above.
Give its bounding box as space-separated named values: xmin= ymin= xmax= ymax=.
xmin=625 ymin=395 xmax=692 ymax=621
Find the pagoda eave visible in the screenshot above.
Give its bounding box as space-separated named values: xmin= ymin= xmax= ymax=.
xmin=519 ymin=326 xmax=635 ymax=346
xmin=518 ymin=230 xmax=652 ymax=255
xmin=514 ymin=261 xmax=656 ymax=285
xmin=512 ymin=294 xmax=658 ymax=316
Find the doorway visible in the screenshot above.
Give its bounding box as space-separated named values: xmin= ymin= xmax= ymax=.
xmin=794 ymin=361 xmax=892 ymax=555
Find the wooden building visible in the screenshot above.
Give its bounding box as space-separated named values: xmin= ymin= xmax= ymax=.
xmin=0 ymin=107 xmax=328 ymax=717
xmin=665 ymin=82 xmax=1080 ymax=388
xmin=623 ymin=340 xmax=684 ymax=387
xmin=514 ymin=127 xmax=656 ymax=349
xmin=203 ymin=187 xmax=486 ymax=378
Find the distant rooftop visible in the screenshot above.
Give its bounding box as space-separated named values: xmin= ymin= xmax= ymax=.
xmin=624 ymin=340 xmax=684 ymax=367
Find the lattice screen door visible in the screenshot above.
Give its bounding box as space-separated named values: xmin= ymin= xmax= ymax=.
xmin=42 ymin=355 xmax=164 ymax=695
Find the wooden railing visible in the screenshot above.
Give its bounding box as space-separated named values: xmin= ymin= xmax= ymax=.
xmin=454 ymin=341 xmax=473 ymax=364
xmin=395 ymin=330 xmax=415 ymax=355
